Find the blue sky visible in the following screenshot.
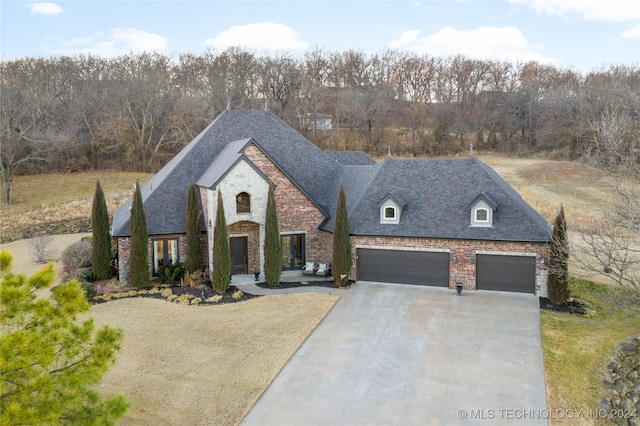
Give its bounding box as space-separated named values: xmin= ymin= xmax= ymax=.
xmin=1 ymin=0 xmax=639 ymax=74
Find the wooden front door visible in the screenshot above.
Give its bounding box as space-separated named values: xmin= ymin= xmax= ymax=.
xmin=230 ymin=237 xmax=248 ymax=274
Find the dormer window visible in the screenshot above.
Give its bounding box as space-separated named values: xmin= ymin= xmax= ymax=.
xmin=236 ymin=192 xmax=250 ymax=213
xmin=475 ymin=208 xmax=489 ymax=222
xmin=469 ymin=193 xmax=497 ymax=227
xmin=384 ymin=207 xmax=396 ymax=220
xmin=379 ymin=194 xmax=404 ymax=224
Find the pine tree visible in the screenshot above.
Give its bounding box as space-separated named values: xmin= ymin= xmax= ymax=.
xmin=0 ymin=250 xmax=130 ymax=424
xmin=212 ymin=189 xmax=230 ymax=292
xmin=129 ymin=179 xmax=150 ymax=287
xmin=185 ymin=183 xmax=202 ymax=274
xmin=91 ymin=180 xmax=112 ymax=280
xmin=332 ymin=184 xmax=352 ymax=287
xmin=548 ymin=205 xmax=570 ymax=305
xmin=263 ymin=185 xmax=282 ymax=286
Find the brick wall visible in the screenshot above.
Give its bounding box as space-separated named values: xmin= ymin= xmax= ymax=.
xmin=350 ymin=235 xmax=550 ymax=294
xmin=244 ymin=144 xmax=327 ymax=264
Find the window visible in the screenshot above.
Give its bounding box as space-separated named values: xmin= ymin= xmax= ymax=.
xmin=384 ymin=206 xmax=396 ymax=219
xmin=153 ymin=238 xmax=179 ymax=274
xmin=475 ymin=208 xmax=489 ymax=222
xmin=236 ymin=192 xmax=250 ymax=213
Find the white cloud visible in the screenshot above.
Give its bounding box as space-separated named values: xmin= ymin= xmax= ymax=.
xmin=30 ymin=2 xmax=63 ymax=15
xmin=510 ymin=0 xmax=640 ymax=22
xmin=620 ymin=23 xmax=640 ymax=39
xmin=60 ymin=28 xmax=169 ymax=57
xmin=390 ymin=26 xmax=554 ymax=64
xmin=205 ymin=22 xmax=308 ymax=51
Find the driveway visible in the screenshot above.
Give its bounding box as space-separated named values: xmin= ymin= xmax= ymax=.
xmin=241 ymin=282 xmax=547 ymax=425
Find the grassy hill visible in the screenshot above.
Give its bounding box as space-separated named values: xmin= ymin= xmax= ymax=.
xmin=0 ymin=172 xmax=152 ymax=243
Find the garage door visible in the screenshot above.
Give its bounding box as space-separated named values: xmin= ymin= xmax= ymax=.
xmin=356 ymin=248 xmax=449 ymax=286
xmin=476 ymin=254 xmax=536 ymax=293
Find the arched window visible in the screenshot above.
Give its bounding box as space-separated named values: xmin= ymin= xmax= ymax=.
xmin=384 ymin=206 xmax=396 ymax=220
xmin=475 ymin=208 xmax=489 ymax=222
xmin=236 ymin=192 xmax=250 ymax=213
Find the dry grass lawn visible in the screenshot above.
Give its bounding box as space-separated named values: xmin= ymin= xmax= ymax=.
xmin=91 ymin=295 xmax=339 ymax=425
xmin=0 ymin=171 xmax=152 ymax=239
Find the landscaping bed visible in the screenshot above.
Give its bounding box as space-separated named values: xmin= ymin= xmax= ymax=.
xmin=539 ymin=296 xmax=588 ymax=315
xmin=90 ymin=283 xmax=260 ymax=306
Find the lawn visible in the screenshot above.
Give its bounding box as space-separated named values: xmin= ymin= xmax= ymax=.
xmin=541 ymin=278 xmax=639 ymax=425
xmin=90 ymin=294 xmax=339 ymax=425
xmin=0 ymin=171 xmax=152 ymax=241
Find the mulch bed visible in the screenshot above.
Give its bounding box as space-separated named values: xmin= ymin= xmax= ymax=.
xmin=90 ymin=284 xmax=261 ymax=306
xmin=539 ymin=297 xmax=588 ymax=315
xmin=256 ymin=280 xmax=343 ymax=289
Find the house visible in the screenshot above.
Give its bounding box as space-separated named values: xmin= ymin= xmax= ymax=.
xmin=112 ymin=110 xmax=552 ymax=295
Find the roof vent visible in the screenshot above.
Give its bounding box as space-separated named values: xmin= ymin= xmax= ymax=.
xmin=469 ymin=143 xmax=474 ymax=157
xmin=387 ymin=146 xmax=392 ymax=158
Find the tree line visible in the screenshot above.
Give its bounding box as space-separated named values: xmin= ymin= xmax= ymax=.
xmin=1 ymin=48 xmax=639 ymax=204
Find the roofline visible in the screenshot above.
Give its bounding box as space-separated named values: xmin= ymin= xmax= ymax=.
xmin=347 ymin=232 xmax=551 ymax=244
xmin=249 ymin=138 xmax=330 ymax=218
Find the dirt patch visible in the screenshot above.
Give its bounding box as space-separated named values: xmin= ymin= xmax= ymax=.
xmin=91 ymin=294 xmax=339 ymax=425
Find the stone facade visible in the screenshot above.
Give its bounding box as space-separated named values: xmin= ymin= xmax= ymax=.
xmin=350 ymin=235 xmax=550 ymax=294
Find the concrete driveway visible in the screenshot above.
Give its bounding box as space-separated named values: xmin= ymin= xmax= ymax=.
xmin=241 ymin=282 xmax=547 ymax=426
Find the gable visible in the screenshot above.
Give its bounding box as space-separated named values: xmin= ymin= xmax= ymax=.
xmin=112 ymin=110 xmax=339 ymax=237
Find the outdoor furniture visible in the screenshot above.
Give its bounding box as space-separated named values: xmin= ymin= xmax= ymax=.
xmin=302 ymin=261 xmax=318 ymax=276
xmin=315 ymin=262 xmax=331 ymax=277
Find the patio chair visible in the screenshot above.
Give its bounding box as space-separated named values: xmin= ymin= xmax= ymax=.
xmin=315 ymin=262 xmax=331 ymax=277
xmin=302 ymin=261 xmax=318 ymax=276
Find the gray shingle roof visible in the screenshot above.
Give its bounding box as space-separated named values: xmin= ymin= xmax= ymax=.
xmin=326 ymin=151 xmax=376 ymax=166
xmin=112 ymin=110 xmax=339 ymax=237
xmin=113 ymin=110 xmax=551 ymax=244
xmin=336 ymin=157 xmax=551 ymax=242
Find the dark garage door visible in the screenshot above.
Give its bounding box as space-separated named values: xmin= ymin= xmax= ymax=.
xmin=476 ymin=254 xmax=536 ymax=293
xmin=356 ymin=248 xmax=449 ymax=286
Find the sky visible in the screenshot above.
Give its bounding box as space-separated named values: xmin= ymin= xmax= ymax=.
xmin=1 ymin=0 xmax=639 ymax=74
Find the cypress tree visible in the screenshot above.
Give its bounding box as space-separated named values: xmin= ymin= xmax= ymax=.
xmin=185 ymin=182 xmax=202 ymax=274
xmin=263 ymin=185 xmax=282 ymax=286
xmin=129 ymin=179 xmax=150 ymax=287
xmin=212 ymin=189 xmax=230 ymax=293
xmin=91 ymin=180 xmax=112 ymax=280
xmin=548 ymin=205 xmax=570 ymax=305
xmin=332 ymin=183 xmax=351 ymax=287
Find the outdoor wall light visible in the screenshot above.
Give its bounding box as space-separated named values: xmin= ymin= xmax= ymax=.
xmin=540 ymin=257 xmax=546 ymax=266
xmin=452 ymin=255 xmax=458 ymax=264
xmin=467 ymin=255 xmax=474 ymax=265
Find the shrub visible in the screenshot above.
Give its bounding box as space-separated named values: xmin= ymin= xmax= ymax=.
xmin=61 ymin=240 xmax=92 ymax=276
xmin=79 ymin=280 xmax=97 ymax=298
xmin=157 ymin=263 xmax=185 ymax=285
xmin=549 ymin=206 xmax=570 ymax=305
xmin=28 ymin=234 xmax=53 ymax=263
xmin=232 ymin=290 xmax=244 ymax=299
xmin=184 ymin=270 xmax=208 ymax=288
xmin=212 ymin=189 xmax=230 ymax=293
xmin=130 ymin=179 xmax=150 ymax=287
xmin=264 ymin=185 xmax=282 ymax=286
xmin=92 ymin=180 xmax=113 ymax=280
xmin=186 ymin=182 xmax=203 ymax=274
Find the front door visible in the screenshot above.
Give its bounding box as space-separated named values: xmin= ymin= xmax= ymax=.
xmin=281 ymin=234 xmax=305 ymax=270
xmin=230 ymin=237 xmax=248 ymax=275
